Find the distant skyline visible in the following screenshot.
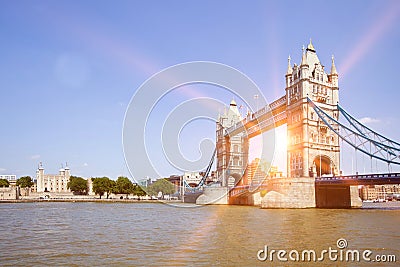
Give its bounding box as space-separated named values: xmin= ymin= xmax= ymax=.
xmin=1 ymin=0 xmax=400 ymax=179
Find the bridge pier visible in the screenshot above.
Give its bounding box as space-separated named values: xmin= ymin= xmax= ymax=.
xmin=315 ymin=184 xmax=362 ymax=208
xmin=229 ymin=193 xmax=258 ymax=205
xmin=196 ymin=187 xmax=228 ymax=205
xmin=260 ymin=177 xmax=316 ymax=208
xmin=350 ymin=186 xmax=363 ymax=208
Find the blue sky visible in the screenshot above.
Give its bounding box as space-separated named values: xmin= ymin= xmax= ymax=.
xmin=1 ymin=0 xmax=400 ymax=180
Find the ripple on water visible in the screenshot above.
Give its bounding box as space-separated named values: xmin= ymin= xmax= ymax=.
xmin=0 ymin=203 xmax=399 ymax=266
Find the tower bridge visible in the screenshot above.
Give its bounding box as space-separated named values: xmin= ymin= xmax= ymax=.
xmin=195 ymin=40 xmax=400 ymax=208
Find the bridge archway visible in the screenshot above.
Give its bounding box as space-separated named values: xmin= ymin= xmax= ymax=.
xmin=228 ymin=173 xmax=242 ymax=187
xmin=312 ymin=155 xmax=333 ymax=177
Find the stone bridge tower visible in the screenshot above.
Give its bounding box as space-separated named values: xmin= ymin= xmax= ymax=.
xmin=285 ymin=40 xmax=340 ymax=178
xmin=216 ymin=100 xmax=249 ymax=187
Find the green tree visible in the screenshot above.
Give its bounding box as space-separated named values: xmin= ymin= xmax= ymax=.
xmin=0 ymin=179 xmax=9 ymax=187
xmin=114 ymin=176 xmax=134 ymax=198
xmin=67 ymin=176 xmax=88 ymax=195
xmin=92 ymin=177 xmax=115 ymax=199
xmin=147 ymin=178 xmax=175 ymax=197
xmin=16 ymin=176 xmax=33 ymax=188
xmin=133 ymin=184 xmax=147 ymax=197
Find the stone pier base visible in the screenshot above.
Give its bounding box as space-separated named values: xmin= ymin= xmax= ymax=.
xmin=315 ymin=184 xmax=363 ymax=208
xmin=350 ymin=185 xmax=362 ymax=208
xmin=260 ymin=177 xmax=316 ymax=208
xmin=196 ymin=187 xmax=228 ymax=205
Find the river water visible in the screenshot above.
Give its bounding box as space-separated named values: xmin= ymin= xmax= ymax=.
xmin=0 ymin=202 xmax=399 ymax=266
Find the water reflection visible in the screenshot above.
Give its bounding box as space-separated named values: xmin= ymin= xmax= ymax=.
xmin=0 ymin=203 xmax=398 ymax=266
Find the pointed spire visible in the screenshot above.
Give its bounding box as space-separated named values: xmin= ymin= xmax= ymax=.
xmin=306 ymin=38 xmax=316 ymax=52
xmin=331 ymin=55 xmax=338 ymax=75
xmin=286 ymin=55 xmax=292 ymax=75
xmin=230 ymin=98 xmax=237 ymax=106
xmin=301 ymin=46 xmax=308 ymax=66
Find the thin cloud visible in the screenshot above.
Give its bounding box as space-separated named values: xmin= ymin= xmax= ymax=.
xmin=0 ymin=168 xmax=6 ymax=172
xmin=30 ymin=154 xmax=41 ymax=160
xmin=359 ymin=117 xmax=380 ymax=124
xmin=83 ymin=163 xmax=89 ymax=167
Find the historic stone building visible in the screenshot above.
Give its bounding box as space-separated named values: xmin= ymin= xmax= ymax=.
xmin=0 ymin=186 xmax=19 ymax=200
xmin=36 ymin=163 xmax=71 ymax=193
xmin=285 ymin=40 xmax=340 ymax=178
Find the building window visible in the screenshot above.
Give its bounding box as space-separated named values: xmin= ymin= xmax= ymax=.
xmin=233 ymin=145 xmax=239 ymax=153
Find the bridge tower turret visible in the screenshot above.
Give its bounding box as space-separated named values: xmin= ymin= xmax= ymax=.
xmin=286 ymin=40 xmax=340 ymax=178
xmin=216 ymin=100 xmax=249 ymax=187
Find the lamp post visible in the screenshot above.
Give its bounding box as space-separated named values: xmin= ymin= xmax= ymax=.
xmin=254 ymin=94 xmax=259 ymax=114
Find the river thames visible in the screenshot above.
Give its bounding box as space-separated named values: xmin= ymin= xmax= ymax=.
xmin=0 ymin=202 xmax=399 ymax=266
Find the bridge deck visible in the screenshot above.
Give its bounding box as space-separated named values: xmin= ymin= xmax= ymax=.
xmin=315 ymin=173 xmax=400 ymax=185
xmin=229 ymin=173 xmax=400 ymax=197
xmin=225 ymin=95 xmax=287 ymax=137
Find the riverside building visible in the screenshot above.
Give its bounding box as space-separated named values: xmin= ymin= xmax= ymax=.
xmin=36 ymin=162 xmax=71 ymax=193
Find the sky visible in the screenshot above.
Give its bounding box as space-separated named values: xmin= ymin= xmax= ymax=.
xmin=1 ymin=0 xmax=400 ymax=180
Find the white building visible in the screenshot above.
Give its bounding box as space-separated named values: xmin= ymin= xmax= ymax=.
xmin=183 ymin=172 xmax=202 ymax=187
xmin=36 ymin=162 xmax=71 ymax=193
xmin=0 ymin=175 xmax=17 ymax=182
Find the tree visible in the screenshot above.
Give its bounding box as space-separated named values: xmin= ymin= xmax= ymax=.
xmin=92 ymin=177 xmax=115 ymax=199
xmin=114 ymin=176 xmax=134 ymax=198
xmin=67 ymin=176 xmax=88 ymax=195
xmin=133 ymin=184 xmax=147 ymax=197
xmin=16 ymin=176 xmax=33 ymax=188
xmin=0 ymin=179 xmax=9 ymax=187
xmin=147 ymin=178 xmax=175 ymax=197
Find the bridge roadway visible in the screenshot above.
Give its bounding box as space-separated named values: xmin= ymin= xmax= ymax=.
xmin=315 ymin=173 xmax=400 ymax=185
xmin=225 ymin=95 xmax=287 ymax=138
xmin=229 ymin=173 xmax=400 ymax=198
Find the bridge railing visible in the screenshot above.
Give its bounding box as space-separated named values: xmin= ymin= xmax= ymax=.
xmin=225 ymin=95 xmax=287 ymax=136
xmin=226 ymin=110 xmax=287 ymax=137
xmin=269 ymin=95 xmax=287 ymax=110
xmin=245 ymin=111 xmax=287 ymax=136
xmin=316 ymin=173 xmax=400 ymax=181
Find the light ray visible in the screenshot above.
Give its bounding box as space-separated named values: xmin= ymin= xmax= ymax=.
xmin=339 ymin=1 xmax=400 ymax=78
